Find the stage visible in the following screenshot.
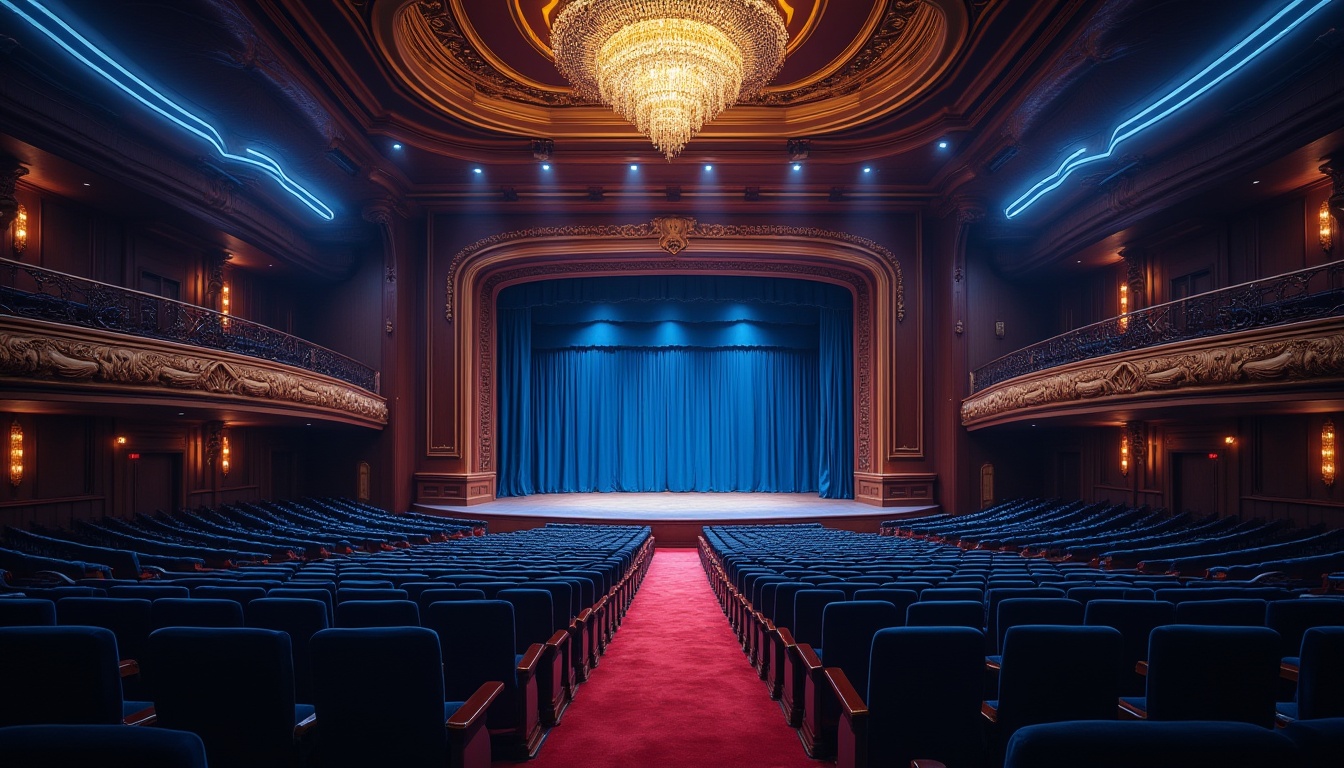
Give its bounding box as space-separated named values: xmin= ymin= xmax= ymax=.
xmin=414 ymin=492 xmax=941 ymax=547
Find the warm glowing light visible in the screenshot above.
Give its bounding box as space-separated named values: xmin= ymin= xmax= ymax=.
xmin=1120 ymin=429 xmax=1130 ymax=477
xmin=116 ymin=436 xmax=126 ymax=445
xmin=1321 ymin=200 xmax=1334 ymax=254
xmin=1118 ymin=282 xmax=1129 ymax=331
xmin=9 ymin=421 xmax=22 ymax=487
xmin=12 ymin=204 xmax=28 ymax=254
xmin=1324 ymin=418 xmax=1336 ymax=488
xmin=552 ymin=0 xmax=787 ymax=160
xmin=221 ymin=434 xmax=231 ymax=477
xmin=1224 ymin=436 xmax=1236 ymax=446
xmin=220 ymin=283 xmax=231 ymax=329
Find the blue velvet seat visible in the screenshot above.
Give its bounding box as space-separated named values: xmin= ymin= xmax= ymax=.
xmin=335 ymin=587 xmax=410 ymax=603
xmin=417 ymin=588 xmax=488 ymax=615
xmin=309 ymin=627 xmax=499 ymax=768
xmin=1119 ymin=624 xmax=1281 ymax=727
xmin=266 ymin=587 xmax=335 ymax=617
xmin=1002 ymin=720 xmax=1298 ymax=768
xmin=0 ymin=625 xmax=153 ymax=726
xmin=245 ymin=597 xmax=330 ymax=705
xmin=0 ymin=724 xmax=207 ymax=768
xmin=499 ymin=588 xmax=570 ymax=726
xmin=147 ymin=626 xmax=314 ymax=768
xmin=1280 ymin=717 xmax=1344 ymax=768
xmin=802 ymin=600 xmax=903 ymax=759
xmin=1173 ymin=598 xmax=1267 ymax=626
xmin=984 ymin=625 xmax=1124 ymax=755
xmin=852 ymin=588 xmax=919 ymax=620
xmin=829 ymin=626 xmax=987 ymax=768
xmin=108 ymin=585 xmax=189 ymax=600
xmin=1277 ymin=626 xmax=1344 ymax=722
xmin=0 ymin=597 xmax=55 ymax=626
xmin=423 ymin=599 xmax=543 ymax=759
xmin=335 ymin=598 xmax=420 ymax=628
xmin=920 ymin=587 xmax=984 ymax=603
xmin=781 ymin=588 xmax=846 ymax=728
xmin=906 ymin=599 xmax=984 ymax=629
xmin=1084 ymin=599 xmax=1176 ymax=696
xmin=56 ymin=596 xmax=154 ymax=693
xmin=1266 ymin=598 xmax=1344 ymax=662
xmin=991 ymin=598 xmax=1085 ymax=664
xmin=192 ymin=584 xmax=267 ymax=605
xmin=150 ymin=597 xmax=244 ymax=629
xmin=986 ymin=589 xmax=1068 ymax=653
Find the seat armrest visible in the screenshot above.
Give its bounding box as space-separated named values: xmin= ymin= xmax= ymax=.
xmin=777 ymin=627 xmax=797 ymax=650
xmin=984 ymin=658 xmax=1000 ymax=672
xmin=447 ymin=681 xmax=505 ymax=730
xmin=980 ymin=701 xmax=998 ymax=724
xmin=294 ymin=712 xmax=317 ymax=738
xmin=122 ymin=705 xmax=156 ymax=727
xmin=797 ymin=643 xmax=823 ymax=674
xmin=1136 ymin=660 xmax=1148 ymax=676
xmin=1117 ymin=698 xmax=1147 ymax=720
xmin=546 ymin=629 xmax=570 ymax=650
xmin=119 ymin=659 xmax=140 ymax=678
xmin=518 ymin=643 xmax=545 ymax=680
xmin=1280 ymin=661 xmax=1299 ymax=682
xmin=824 ymin=667 xmax=868 ymax=720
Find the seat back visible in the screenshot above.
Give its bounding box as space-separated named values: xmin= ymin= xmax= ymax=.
xmin=986 ymin=589 xmax=1067 ymax=652
xmin=147 ymin=626 xmax=300 ymax=768
xmin=1065 ymin=586 xmax=1130 ymax=605
xmin=151 ymin=598 xmax=244 ymax=629
xmin=56 ymin=597 xmax=153 ymax=661
xmin=1296 ymin=626 xmax=1344 ymax=720
xmin=498 ymin=589 xmax=556 ymax=652
xmin=0 ymin=724 xmax=208 ymax=768
xmin=1174 ymin=598 xmax=1267 ymax=626
xmin=791 ymin=589 xmax=846 ymax=646
xmin=852 ymin=589 xmax=919 ymax=622
xmin=818 ymin=601 xmax=902 ymax=692
xmin=920 ymin=587 xmax=984 ymax=603
xmin=192 ymin=585 xmax=267 ymax=605
xmin=266 ymin=587 xmax=335 ymax=618
xmin=1145 ymin=624 xmax=1281 ymax=727
xmin=770 ymin=583 xmax=811 ymax=631
xmin=1003 ymin=720 xmax=1298 ymax=768
xmin=867 ymin=627 xmax=985 ymax=768
xmin=906 ymin=600 xmax=984 ymax=629
xmin=418 ymin=588 xmax=488 ymax=615
xmin=996 ymin=598 xmax=1084 ymax=652
xmin=310 ymin=627 xmax=449 ymax=767
xmin=1084 ymin=599 xmax=1176 ymax=696
xmin=423 ymin=600 xmax=520 ymax=730
xmin=1266 ymin=599 xmax=1344 ymax=659
xmin=108 ymin=585 xmax=189 ymax=600
xmin=0 ymin=626 xmax=125 ymax=725
xmin=245 ymin=597 xmax=329 ymax=704
xmin=335 ymin=599 xmax=420 ymax=628
xmin=0 ymin=598 xmax=56 ymax=626
xmin=995 ymin=625 xmax=1124 ymax=745
xmin=336 ymin=587 xmax=410 ymax=603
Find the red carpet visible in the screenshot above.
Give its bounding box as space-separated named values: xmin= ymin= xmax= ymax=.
xmin=514 ymin=549 xmax=831 ymax=768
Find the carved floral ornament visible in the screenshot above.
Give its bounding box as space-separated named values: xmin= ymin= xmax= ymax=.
xmin=0 ymin=320 xmax=388 ymax=426
xmin=960 ymin=323 xmax=1344 ymax=427
xmin=443 ymin=216 xmax=904 ymax=324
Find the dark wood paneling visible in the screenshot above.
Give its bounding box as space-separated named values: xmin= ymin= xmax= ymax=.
xmin=38 ymin=199 xmax=95 ymax=277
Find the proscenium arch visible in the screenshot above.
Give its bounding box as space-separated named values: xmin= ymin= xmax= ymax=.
xmin=435 ymin=219 xmax=914 ymax=497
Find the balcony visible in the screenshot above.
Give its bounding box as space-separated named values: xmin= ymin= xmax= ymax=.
xmin=962 ymin=260 xmax=1344 ymax=429
xmin=0 ymin=258 xmax=387 ymax=427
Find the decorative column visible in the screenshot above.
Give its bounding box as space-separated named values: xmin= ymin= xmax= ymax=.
xmin=1120 ymin=247 xmax=1147 ymax=311
xmin=0 ymin=159 xmax=29 ymax=229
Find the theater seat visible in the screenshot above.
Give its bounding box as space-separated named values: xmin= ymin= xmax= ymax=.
xmin=245 ymin=597 xmax=330 ymax=705
xmin=1277 ymin=627 xmax=1344 ymax=722
xmin=335 ymin=598 xmax=420 ymax=628
xmin=1002 ymin=720 xmax=1298 ymax=768
xmin=803 ymin=600 xmax=903 ymax=760
xmin=0 ymin=626 xmax=154 ymax=727
xmin=310 ymin=627 xmax=500 ymax=768
xmin=0 ymin=597 xmax=55 ymax=626
xmin=0 ymin=724 xmax=207 ymax=768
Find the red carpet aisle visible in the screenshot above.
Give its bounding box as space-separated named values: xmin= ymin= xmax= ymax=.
xmin=516 ymin=549 xmax=831 ymax=768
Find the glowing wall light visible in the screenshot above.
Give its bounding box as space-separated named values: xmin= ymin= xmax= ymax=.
xmin=220 ymin=282 xmax=231 ymax=329
xmin=1324 ymin=418 xmax=1336 ymax=488
xmin=12 ymin=204 xmax=28 ymax=254
xmin=1321 ymin=200 xmax=1334 ymax=255
xmin=9 ymin=421 xmax=22 ymax=486
xmin=1118 ymin=282 xmax=1129 ymax=331
xmin=1005 ymin=0 xmax=1334 ymax=219
xmin=220 ymin=433 xmax=231 ymax=477
xmin=1120 ymin=428 xmax=1130 ymax=477
xmin=0 ymin=0 xmax=335 ymax=220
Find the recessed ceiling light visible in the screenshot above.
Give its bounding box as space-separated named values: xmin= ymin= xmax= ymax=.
xmin=938 ymin=140 xmax=949 ymax=149
xmin=177 ymin=412 xmax=185 ymax=416
xmin=792 ymin=163 xmax=801 ymax=171
xmin=473 ymin=168 xmax=483 ymax=174
xmin=704 ymin=164 xmax=713 ymax=171
xmin=629 ymin=164 xmax=639 ymax=171
xmin=1252 ymin=179 xmax=1260 ymax=184
xmin=863 ymin=167 xmax=871 ymax=173
xmin=391 ymin=142 xmax=403 ymax=150
xmin=542 ymin=163 xmax=551 ymax=171
xmin=82 ymin=182 xmax=91 ymax=186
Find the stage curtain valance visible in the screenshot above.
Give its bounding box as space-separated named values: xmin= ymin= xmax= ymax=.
xmin=496 ymin=275 xmax=853 ymax=498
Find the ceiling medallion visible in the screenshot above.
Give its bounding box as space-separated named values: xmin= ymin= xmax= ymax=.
xmin=551 ymin=0 xmax=789 ymax=159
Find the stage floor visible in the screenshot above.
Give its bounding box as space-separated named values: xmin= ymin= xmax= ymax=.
xmin=415 ymin=492 xmax=940 ymax=547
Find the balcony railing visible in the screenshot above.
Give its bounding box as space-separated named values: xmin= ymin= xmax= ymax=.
xmin=972 ymin=259 xmax=1344 ymax=393
xmin=0 ymin=258 xmax=378 ymax=393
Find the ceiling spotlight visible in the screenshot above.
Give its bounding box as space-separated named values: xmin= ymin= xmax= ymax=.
xmin=391 ymin=142 xmax=403 ymax=150
xmin=862 ymin=167 xmax=871 ymax=173
xmin=792 ymin=163 xmax=801 ymax=171
xmin=630 ymin=164 xmax=639 ymax=171
xmin=937 ymin=140 xmax=949 ymax=149
xmin=704 ymin=164 xmax=713 ymax=171
xmin=1252 ymin=180 xmax=1260 ymax=184
xmin=473 ymin=168 xmax=483 ymax=174
xmin=542 ymin=163 xmax=551 ymax=171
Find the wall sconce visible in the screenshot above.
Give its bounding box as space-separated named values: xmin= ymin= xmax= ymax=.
xmin=116 ymin=436 xmax=127 ymax=446
xmin=220 ymin=283 xmax=231 ymax=329
xmin=220 ymin=433 xmax=231 ymax=477
xmin=1120 ymin=428 xmax=1130 ymax=477
xmin=9 ymin=421 xmax=23 ymax=487
xmin=1118 ymin=282 xmax=1129 ymax=332
xmin=1321 ymin=200 xmax=1334 ymax=255
xmin=12 ymin=204 xmax=28 ymax=255
xmin=1324 ymin=418 xmax=1336 ymax=488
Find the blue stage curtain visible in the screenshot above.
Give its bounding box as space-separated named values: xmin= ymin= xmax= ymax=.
xmin=496 ymin=276 xmax=853 ymax=497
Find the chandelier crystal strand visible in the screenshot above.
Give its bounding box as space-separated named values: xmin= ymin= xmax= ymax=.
xmin=552 ymin=0 xmax=787 ymax=160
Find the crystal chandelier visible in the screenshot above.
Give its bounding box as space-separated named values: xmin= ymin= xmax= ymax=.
xmin=552 ymin=0 xmax=788 ymax=160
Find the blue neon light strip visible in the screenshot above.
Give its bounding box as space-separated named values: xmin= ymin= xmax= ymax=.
xmin=2 ymin=0 xmax=335 ymax=220
xmin=1004 ymin=0 xmax=1335 ymax=220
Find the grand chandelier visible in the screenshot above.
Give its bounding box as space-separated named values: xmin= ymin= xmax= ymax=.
xmin=552 ymin=0 xmax=788 ymax=160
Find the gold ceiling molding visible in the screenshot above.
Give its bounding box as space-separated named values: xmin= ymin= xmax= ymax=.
xmin=961 ymin=320 xmax=1344 ymax=428
xmin=0 ymin=317 xmax=388 ymax=427
xmin=442 ymin=216 xmax=903 ymax=323
xmin=382 ymin=0 xmax=966 ymax=138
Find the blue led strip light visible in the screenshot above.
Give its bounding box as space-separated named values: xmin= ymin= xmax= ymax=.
xmin=2 ymin=0 xmax=336 ymax=220
xmin=1004 ymin=0 xmax=1335 ymax=220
